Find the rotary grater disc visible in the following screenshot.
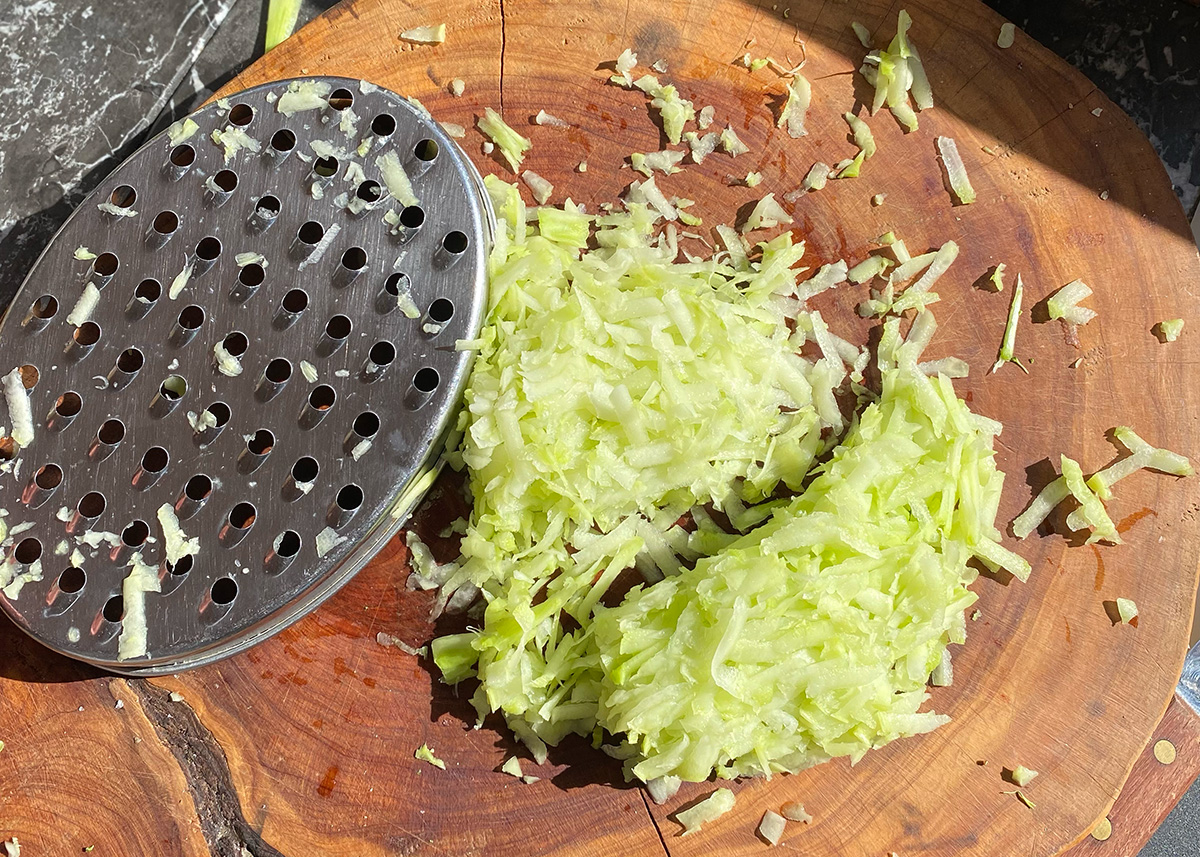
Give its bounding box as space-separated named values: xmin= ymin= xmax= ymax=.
xmin=0 ymin=77 xmax=491 ymax=675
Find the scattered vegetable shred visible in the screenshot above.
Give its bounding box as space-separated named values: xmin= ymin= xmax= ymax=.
xmin=677 ymin=788 xmax=736 ymax=836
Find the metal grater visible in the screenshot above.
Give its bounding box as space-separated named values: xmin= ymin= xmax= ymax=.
xmin=0 ymin=76 xmax=492 ymax=676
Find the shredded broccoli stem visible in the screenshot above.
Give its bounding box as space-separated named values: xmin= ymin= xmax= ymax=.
xmin=991 ymin=274 xmax=1025 ymax=373
xmin=265 ymin=0 xmax=302 ymax=51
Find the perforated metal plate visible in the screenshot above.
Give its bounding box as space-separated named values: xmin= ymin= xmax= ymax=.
xmin=0 ymin=77 xmax=490 ymax=675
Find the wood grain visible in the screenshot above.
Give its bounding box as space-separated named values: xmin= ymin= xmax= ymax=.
xmin=3 ymin=0 xmax=1199 ymax=854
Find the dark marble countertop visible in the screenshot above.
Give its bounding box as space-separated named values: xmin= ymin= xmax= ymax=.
xmin=0 ymin=0 xmax=1196 ymax=854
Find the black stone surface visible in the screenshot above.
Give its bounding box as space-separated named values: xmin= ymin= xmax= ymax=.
xmin=0 ymin=0 xmax=239 ymax=308
xmin=0 ymin=0 xmax=1195 ymax=854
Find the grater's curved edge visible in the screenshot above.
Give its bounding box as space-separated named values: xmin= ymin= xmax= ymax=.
xmin=0 ymin=75 xmax=493 ymax=675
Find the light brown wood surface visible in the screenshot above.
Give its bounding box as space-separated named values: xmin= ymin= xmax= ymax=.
xmin=4 ymin=0 xmax=1200 ymax=854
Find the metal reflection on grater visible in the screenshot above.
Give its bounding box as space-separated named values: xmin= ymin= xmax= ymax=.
xmin=0 ymin=77 xmax=492 ymax=675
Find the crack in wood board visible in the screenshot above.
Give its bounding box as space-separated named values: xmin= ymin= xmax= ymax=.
xmin=130 ymin=680 xmax=288 ymax=857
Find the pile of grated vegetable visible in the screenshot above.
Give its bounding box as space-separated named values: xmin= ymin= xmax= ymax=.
xmin=410 ymin=11 xmax=1191 ymax=797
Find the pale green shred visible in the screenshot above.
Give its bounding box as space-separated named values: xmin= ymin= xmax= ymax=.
xmin=720 ymin=126 xmax=750 ymax=156
xmin=989 ymin=263 xmax=1006 ymax=292
xmin=676 ymin=788 xmax=736 ymax=836
xmin=414 ymin=743 xmax=446 ymax=769
xmin=399 ymin=23 xmax=447 ymax=45
xmin=1156 ymin=318 xmax=1184 ymax=342
xmin=478 ymin=108 xmax=532 ymax=172
xmin=843 ymin=111 xmax=876 ymax=158
xmin=594 ymin=314 xmax=1024 ymax=781
xmin=1087 ymin=426 xmax=1193 ymax=501
xmin=265 ymin=0 xmax=302 ymax=51
xmin=610 ymin=48 xmax=638 ymax=87
xmin=991 ymin=274 xmax=1024 ymax=373
xmin=167 ymin=117 xmax=199 ymax=146
xmin=937 ymin=136 xmax=976 ymax=204
xmin=778 ymin=74 xmax=812 ymax=138
xmin=1046 ymin=279 xmax=1096 ymax=325
xmin=742 ymin=194 xmax=792 ymax=233
xmin=431 ymin=179 xmax=1025 ymax=786
xmin=997 ymin=22 xmax=1016 ymax=49
xmin=834 ymin=149 xmax=867 ymax=179
xmin=743 ymin=171 xmax=763 ymax=188
xmin=1010 ymin=764 xmax=1038 ymax=787
xmin=1060 ymin=455 xmax=1120 ymax=544
xmin=802 ymin=162 xmax=831 ymax=191
xmin=1115 ymin=597 xmax=1138 ymax=624
xmin=500 ymin=756 xmax=524 ymax=778
xmin=634 ymin=75 xmax=696 ymax=144
xmin=859 ymin=10 xmax=933 ymax=131
xmin=847 ymin=255 xmax=891 ymax=284
xmin=631 ymin=150 xmax=686 ymax=177
xmin=851 ymin=21 xmax=872 ymax=48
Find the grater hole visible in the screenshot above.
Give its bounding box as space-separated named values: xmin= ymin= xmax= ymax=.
xmin=207 ymin=402 xmax=231 ymax=427
xmin=78 ymin=491 xmax=106 ymax=518
xmin=371 ymin=113 xmax=396 ymax=137
xmin=270 ymin=129 xmax=296 ymax=152
xmin=211 ymin=577 xmax=238 ymax=605
xmin=369 ymin=341 xmax=396 ymax=367
xmin=58 ymin=567 xmax=86 ymax=594
xmin=170 ymin=145 xmax=196 ymax=168
xmin=55 ymin=392 xmax=82 ymax=417
xmin=0 ymin=438 xmax=15 ymax=461
xmin=256 ymin=194 xmax=282 ymax=216
xmin=310 ymin=385 xmax=336 ymax=411
xmin=336 ymin=484 xmax=364 ymax=512
xmin=135 ymin=278 xmax=161 ymax=303
xmin=160 ymin=375 xmax=187 ymax=400
xmin=167 ymin=554 xmax=193 ymax=576
xmin=428 ymin=298 xmax=454 ymax=324
xmin=13 ymin=537 xmax=41 ymax=564
xmin=109 ymin=185 xmax=136 ymax=208
xmin=34 ymin=463 xmax=63 ymax=490
xmin=265 ymin=358 xmax=292 ymax=383
xmin=282 ymin=288 xmax=309 ymax=314
xmin=94 ymin=252 xmax=119 ymax=279
xmin=228 ymin=103 xmax=254 ymax=126
xmin=313 ymin=156 xmax=339 ymax=178
xmin=179 ymin=305 xmax=205 ymax=331
xmin=141 ymin=447 xmax=169 ymax=474
xmin=414 ymin=367 xmax=440 ymax=393
xmin=117 ymin=348 xmax=144 ymax=373
xmin=228 ymin=503 xmax=256 ymax=530
xmin=329 ymin=88 xmax=354 ymax=110
xmin=292 ymin=456 xmax=319 ymax=482
xmin=196 ymin=236 xmax=222 ymax=262
xmin=384 ymin=272 xmax=409 ymax=296
xmin=98 ymin=419 xmax=125 ymax=445
xmin=325 ymin=315 xmax=352 ymax=341
xmin=74 ymin=322 xmax=101 ymax=347
xmin=341 ymin=247 xmax=367 ymax=271
xmin=414 ymin=139 xmax=439 ymax=162
xmin=276 ymin=530 xmax=301 ymax=558
xmin=30 ymin=295 xmax=58 ymax=320
xmin=121 ymin=519 xmax=149 ymax=548
xmin=443 ymin=231 xmax=469 ymax=255
xmin=248 ymin=429 xmax=274 ymax=456
xmin=222 ymin=331 xmax=249 ymax=359
xmin=185 ymin=474 xmax=213 ymax=502
xmin=239 ymin=263 xmax=265 ymax=288
xmin=297 ymin=221 xmax=324 ymax=246
xmin=399 ymin=206 xmax=425 ymax=229
xmin=18 ymin=365 xmax=38 ymax=390
xmin=353 ymin=411 xmax=380 ymax=438
xmin=103 ymin=594 xmax=124 ymax=623
xmin=356 ymin=180 xmax=381 ymax=203
xmin=152 ymin=210 xmax=179 ymax=236
xmin=213 ymin=170 xmax=238 ymax=193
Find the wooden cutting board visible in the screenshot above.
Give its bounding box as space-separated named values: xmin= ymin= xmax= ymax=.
xmin=3 ymin=0 xmax=1200 ymax=855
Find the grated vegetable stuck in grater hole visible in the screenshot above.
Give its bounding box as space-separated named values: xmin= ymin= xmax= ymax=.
xmin=0 ymin=77 xmax=492 ymax=675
